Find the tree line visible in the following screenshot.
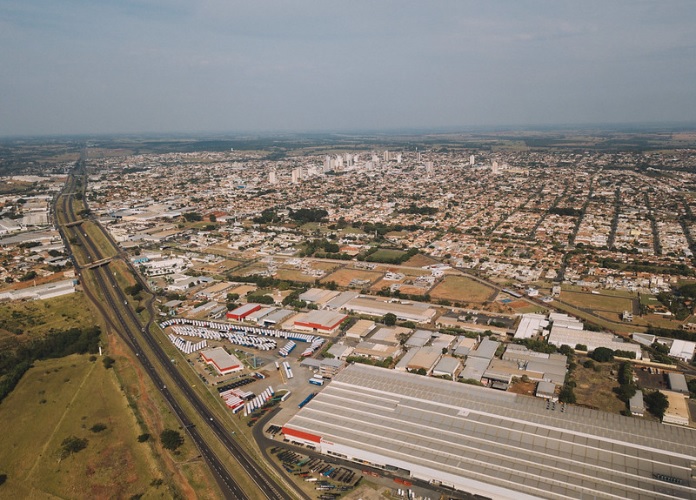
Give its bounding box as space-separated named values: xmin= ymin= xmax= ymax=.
xmin=0 ymin=326 xmax=101 ymax=403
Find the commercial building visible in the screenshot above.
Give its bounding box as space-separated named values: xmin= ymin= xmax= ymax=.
xmin=0 ymin=278 xmax=76 ymax=301
xmin=294 ymin=310 xmax=347 ymax=335
xmin=345 ymin=319 xmax=376 ymax=339
xmin=352 ymin=341 xmax=402 ymax=362
xmin=226 ymin=303 xmax=262 ymax=321
xmin=432 ymin=356 xmax=461 ymax=379
xmin=513 ymin=313 xmax=548 ymax=340
xmin=629 ymin=391 xmax=645 ymax=416
xmin=343 ymin=296 xmax=436 ymax=324
xmin=405 ymin=346 xmax=442 ymax=374
xmin=667 ymin=373 xmax=690 ymax=395
xmin=669 ymin=339 xmax=696 ymax=363
xmin=662 ymin=391 xmax=691 ymax=427
xmin=200 ymin=347 xmax=242 ymax=375
xmin=282 ymin=364 xmax=696 ymax=499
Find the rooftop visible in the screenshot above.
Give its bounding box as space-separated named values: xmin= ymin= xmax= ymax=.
xmin=284 ymin=363 xmax=696 ymax=499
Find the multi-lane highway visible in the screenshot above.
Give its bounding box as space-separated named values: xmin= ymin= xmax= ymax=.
xmin=56 ymin=162 xmax=297 ymax=500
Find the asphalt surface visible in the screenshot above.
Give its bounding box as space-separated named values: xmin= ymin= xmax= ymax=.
xmin=57 ymin=165 xmax=295 ymax=500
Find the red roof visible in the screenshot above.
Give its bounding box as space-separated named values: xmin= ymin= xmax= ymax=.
xmin=282 ymin=426 xmax=321 ymax=444
xmin=226 ymin=303 xmax=262 ymax=321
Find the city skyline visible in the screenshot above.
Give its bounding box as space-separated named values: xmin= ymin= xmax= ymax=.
xmin=2 ymin=1 xmax=695 ymax=136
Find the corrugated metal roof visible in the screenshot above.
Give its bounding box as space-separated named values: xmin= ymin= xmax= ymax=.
xmin=284 ymin=363 xmax=696 ymax=499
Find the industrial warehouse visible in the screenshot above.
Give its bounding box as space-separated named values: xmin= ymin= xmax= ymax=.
xmin=281 ymin=364 xmax=696 ymax=500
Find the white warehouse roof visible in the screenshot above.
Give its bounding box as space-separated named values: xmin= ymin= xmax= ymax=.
xmin=282 ymin=364 xmax=696 ymax=499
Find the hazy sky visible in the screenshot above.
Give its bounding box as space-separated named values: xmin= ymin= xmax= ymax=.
xmin=1 ymin=1 xmax=695 ymax=136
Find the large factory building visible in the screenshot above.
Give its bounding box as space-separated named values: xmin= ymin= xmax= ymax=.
xmin=282 ymin=363 xmax=696 ymax=500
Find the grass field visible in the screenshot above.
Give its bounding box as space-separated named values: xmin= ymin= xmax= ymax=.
xmin=274 ymin=269 xmax=319 ymax=283
xmin=0 ymin=293 xmax=95 ymax=350
xmin=194 ymin=259 xmax=244 ymax=275
xmin=403 ymin=253 xmax=441 ymax=268
xmin=367 ymin=248 xmax=406 ymax=262
xmin=321 ymin=268 xmax=383 ymax=287
xmin=0 ymin=354 xmax=167 ymax=498
xmin=560 ymin=290 xmax=634 ymax=313
xmin=429 ymin=275 xmax=495 ymax=303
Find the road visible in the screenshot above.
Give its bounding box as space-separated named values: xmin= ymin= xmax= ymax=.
xmin=56 ymin=162 xmax=296 ymax=500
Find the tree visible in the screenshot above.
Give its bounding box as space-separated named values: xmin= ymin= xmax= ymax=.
xmin=558 ymin=386 xmax=576 ymax=404
xmin=137 ymin=433 xmax=150 ymax=443
xmin=160 ymin=429 xmax=184 ymax=451
xmin=589 ymin=347 xmax=614 ymax=363
xmin=0 ymin=473 xmax=7 ymax=486
xmin=90 ymin=423 xmax=107 ymax=433
xmin=383 ymin=313 xmax=397 ymax=326
xmin=644 ymin=390 xmax=669 ymax=419
xmin=102 ymin=356 xmax=115 ymax=369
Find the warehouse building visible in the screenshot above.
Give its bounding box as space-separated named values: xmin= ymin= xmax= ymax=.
xmin=0 ymin=278 xmax=76 ymax=301
xmin=294 ymin=309 xmax=348 ymax=335
xmin=226 ymin=303 xmax=262 ymax=321
xmin=345 ymin=319 xmax=376 ymax=339
xmin=669 ymin=339 xmax=696 ymax=363
xmin=282 ymin=364 xmax=696 ymax=499
xmin=200 ymin=347 xmax=242 ymax=375
xmin=343 ymin=296 xmax=436 ymax=324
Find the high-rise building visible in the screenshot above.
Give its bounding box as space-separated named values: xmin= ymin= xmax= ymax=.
xmin=383 ymin=150 xmax=390 ymax=162
xmin=469 ymin=154 xmax=475 ymax=166
xmin=291 ymin=168 xmax=301 ymax=184
xmin=416 ymin=150 xmax=422 ymax=162
xmin=396 ymin=154 xmax=402 ymax=164
xmin=268 ymin=170 xmax=277 ymax=184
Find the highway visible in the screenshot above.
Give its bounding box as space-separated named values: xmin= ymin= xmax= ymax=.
xmin=56 ymin=162 xmax=296 ymax=500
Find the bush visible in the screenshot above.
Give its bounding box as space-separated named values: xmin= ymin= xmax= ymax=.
xmin=137 ymin=433 xmax=150 ymax=443
xmin=90 ymin=423 xmax=107 ymax=433
xmin=60 ymin=436 xmax=88 ymax=458
xmin=558 ymin=386 xmax=576 ymax=404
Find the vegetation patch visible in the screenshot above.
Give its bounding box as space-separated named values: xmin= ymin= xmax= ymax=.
xmin=0 ymin=355 xmax=164 ymax=498
xmin=560 ymin=290 xmax=634 ymax=314
xmin=429 ymin=275 xmax=494 ymax=303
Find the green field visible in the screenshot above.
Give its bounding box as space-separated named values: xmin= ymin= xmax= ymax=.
xmin=366 ymin=248 xmax=407 ymax=263
xmin=429 ymin=275 xmax=495 ymax=303
xmin=0 ymin=355 xmax=166 ymax=498
xmin=560 ymin=290 xmax=634 ymax=313
xmin=0 ymin=293 xmax=96 ymax=350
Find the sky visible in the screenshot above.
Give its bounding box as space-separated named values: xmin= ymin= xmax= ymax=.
xmin=1 ymin=0 xmax=695 ymax=136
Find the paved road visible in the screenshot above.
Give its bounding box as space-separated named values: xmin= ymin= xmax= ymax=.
xmin=57 ymin=166 xmax=296 ymax=499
